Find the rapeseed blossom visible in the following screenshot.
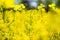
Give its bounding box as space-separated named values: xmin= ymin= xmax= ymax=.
xmin=38 ymin=4 xmax=45 ymax=9
xmin=49 ymin=3 xmax=56 ymax=9
xmin=14 ymin=4 xmax=25 ymax=11
xmin=0 ymin=2 xmax=60 ymax=40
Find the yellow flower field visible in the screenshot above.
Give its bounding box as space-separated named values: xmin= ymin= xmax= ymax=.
xmin=0 ymin=0 xmax=60 ymax=40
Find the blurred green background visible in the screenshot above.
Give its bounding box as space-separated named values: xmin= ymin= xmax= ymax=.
xmin=14 ymin=0 xmax=60 ymax=8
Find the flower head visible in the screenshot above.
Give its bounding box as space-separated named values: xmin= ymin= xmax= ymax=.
xmin=14 ymin=4 xmax=25 ymax=11
xmin=20 ymin=4 xmax=25 ymax=9
xmin=14 ymin=5 xmax=20 ymax=11
xmin=38 ymin=4 xmax=45 ymax=10
xmin=49 ymin=3 xmax=56 ymax=9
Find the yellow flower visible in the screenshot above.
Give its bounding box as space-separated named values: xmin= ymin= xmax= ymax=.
xmin=14 ymin=4 xmax=25 ymax=11
xmin=13 ymin=35 xmax=21 ymax=40
xmin=20 ymin=4 xmax=25 ymax=9
xmin=38 ymin=4 xmax=45 ymax=9
xmin=0 ymin=0 xmax=3 ymax=6
xmin=14 ymin=5 xmax=20 ymax=11
xmin=49 ymin=3 xmax=55 ymax=9
xmin=4 ymin=0 xmax=14 ymax=8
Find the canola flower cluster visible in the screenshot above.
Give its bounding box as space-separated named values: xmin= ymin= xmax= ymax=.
xmin=0 ymin=3 xmax=60 ymax=40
